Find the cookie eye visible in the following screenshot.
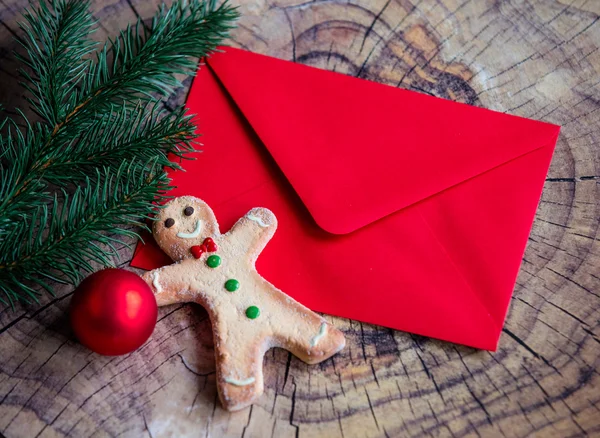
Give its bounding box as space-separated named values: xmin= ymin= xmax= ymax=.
xmin=184 ymin=206 xmax=194 ymax=216
xmin=164 ymin=218 xmax=175 ymax=228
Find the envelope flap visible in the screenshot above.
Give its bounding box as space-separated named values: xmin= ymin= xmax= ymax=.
xmin=207 ymin=48 xmax=560 ymax=235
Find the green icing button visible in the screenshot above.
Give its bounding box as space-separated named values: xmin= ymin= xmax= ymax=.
xmin=245 ymin=306 xmax=260 ymax=319
xmin=206 ymin=255 xmax=221 ymax=268
xmin=225 ymin=279 xmax=240 ymax=292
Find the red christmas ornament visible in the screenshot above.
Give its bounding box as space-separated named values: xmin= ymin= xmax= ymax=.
xmin=70 ymin=269 xmax=158 ymax=356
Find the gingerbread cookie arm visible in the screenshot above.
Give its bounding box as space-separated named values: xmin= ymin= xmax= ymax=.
xmin=228 ymin=208 xmax=277 ymax=262
xmin=140 ymin=260 xmax=196 ymax=306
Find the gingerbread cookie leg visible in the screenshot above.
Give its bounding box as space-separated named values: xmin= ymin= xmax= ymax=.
xmin=214 ymin=333 xmax=270 ymax=411
xmin=275 ymin=314 xmax=346 ymax=365
xmin=255 ymin=277 xmax=346 ymax=365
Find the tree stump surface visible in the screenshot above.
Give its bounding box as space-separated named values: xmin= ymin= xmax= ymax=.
xmin=1 ymin=0 xmax=599 ymax=437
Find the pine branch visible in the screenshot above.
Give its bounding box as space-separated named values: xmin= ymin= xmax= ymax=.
xmin=0 ymin=0 xmax=96 ymax=230
xmin=0 ymin=161 xmax=170 ymax=305
xmin=15 ymin=0 xmax=96 ymax=127
xmin=0 ymin=123 xmax=48 ymax=235
xmin=0 ymin=0 xmax=236 ymax=228
xmin=56 ymin=0 xmax=238 ymax=142
xmin=0 ymin=103 xmax=197 ymax=234
xmin=30 ymin=103 xmax=198 ymax=186
xmin=0 ymin=0 xmax=238 ymax=305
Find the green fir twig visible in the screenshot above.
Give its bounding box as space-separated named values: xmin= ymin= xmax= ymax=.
xmin=0 ymin=161 xmax=170 ymax=305
xmin=0 ymin=0 xmax=239 ymax=306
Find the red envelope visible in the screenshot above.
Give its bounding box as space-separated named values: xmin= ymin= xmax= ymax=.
xmin=132 ymin=47 xmax=560 ymax=351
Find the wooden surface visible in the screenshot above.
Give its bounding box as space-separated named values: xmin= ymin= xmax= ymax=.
xmin=1 ymin=0 xmax=599 ymax=437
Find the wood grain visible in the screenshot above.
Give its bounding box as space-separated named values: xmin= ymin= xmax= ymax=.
xmin=1 ymin=0 xmax=599 ymax=437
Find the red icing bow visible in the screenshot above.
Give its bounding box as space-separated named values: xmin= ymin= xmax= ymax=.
xmin=191 ymin=238 xmax=217 ymax=259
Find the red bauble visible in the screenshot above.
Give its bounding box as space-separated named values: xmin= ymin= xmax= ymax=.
xmin=70 ymin=269 xmax=158 ymax=356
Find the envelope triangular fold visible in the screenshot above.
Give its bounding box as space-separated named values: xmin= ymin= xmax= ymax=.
xmin=207 ymin=47 xmax=560 ymax=235
xmin=418 ymin=144 xmax=556 ymax=335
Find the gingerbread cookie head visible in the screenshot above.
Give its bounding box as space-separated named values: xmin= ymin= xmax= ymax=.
xmin=152 ymin=196 xmax=219 ymax=261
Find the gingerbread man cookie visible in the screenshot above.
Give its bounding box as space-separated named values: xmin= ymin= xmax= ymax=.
xmin=141 ymin=196 xmax=345 ymax=411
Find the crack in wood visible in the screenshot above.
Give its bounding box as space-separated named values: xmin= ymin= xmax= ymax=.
xmin=358 ymin=0 xmax=391 ymax=53
xmin=502 ymin=328 xmax=562 ymax=375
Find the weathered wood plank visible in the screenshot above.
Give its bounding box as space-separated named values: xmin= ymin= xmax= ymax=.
xmin=1 ymin=0 xmax=599 ymax=437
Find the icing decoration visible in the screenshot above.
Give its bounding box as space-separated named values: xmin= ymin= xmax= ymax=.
xmin=184 ymin=206 xmax=194 ymax=216
xmin=225 ymin=279 xmax=240 ymax=292
xmin=177 ymin=219 xmax=203 ymax=238
xmin=224 ymin=376 xmax=256 ymax=386
xmin=164 ymin=218 xmax=175 ymax=228
xmin=207 ymin=255 xmax=221 ymax=268
xmin=152 ymin=271 xmax=162 ymax=293
xmin=245 ymin=306 xmax=260 ymax=319
xmin=310 ymin=323 xmax=327 ymax=347
xmin=247 ymin=214 xmax=269 ymax=228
